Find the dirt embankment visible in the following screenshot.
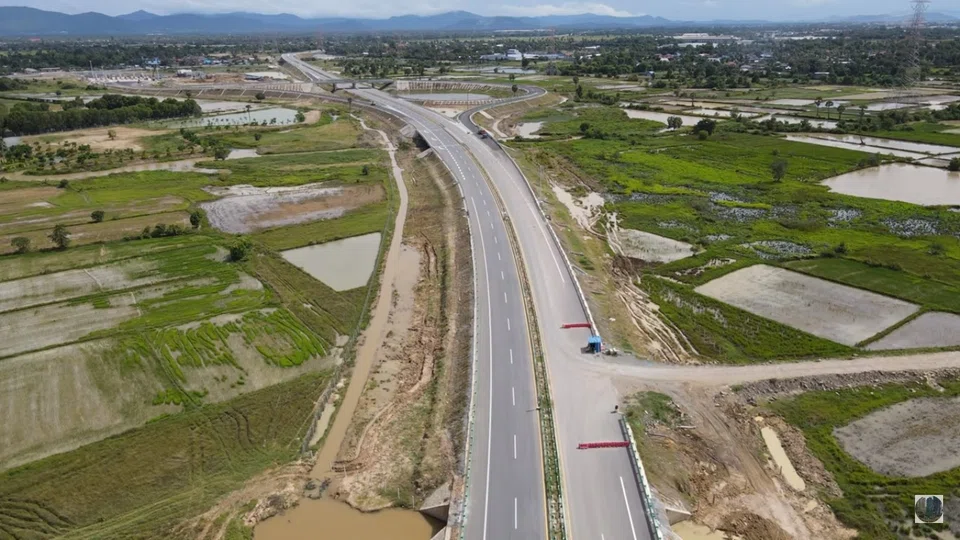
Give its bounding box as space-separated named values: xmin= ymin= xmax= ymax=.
xmin=624 ymin=382 xmax=855 ymax=540
xmin=325 ymin=120 xmax=473 ymax=511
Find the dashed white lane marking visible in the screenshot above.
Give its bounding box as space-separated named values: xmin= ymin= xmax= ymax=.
xmin=501 ymin=271 xmax=504 ymax=280
xmin=507 ymin=318 xmax=511 ymax=331
xmin=512 ymin=386 xmax=515 ymax=406
xmin=494 ymin=236 xmax=498 ymax=245
xmin=513 ymin=434 xmax=517 ymax=459
xmin=509 ymin=349 xmax=513 ymax=364
xmin=504 ymin=292 xmax=508 ymax=304
xmin=497 ymin=252 xmax=501 ymax=261
xmin=514 ymin=498 xmax=518 ymax=530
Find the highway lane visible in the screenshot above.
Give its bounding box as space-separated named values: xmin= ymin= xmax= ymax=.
xmin=282 ymin=55 xmax=548 ymax=540
xmin=454 ymin=107 xmax=656 ymax=540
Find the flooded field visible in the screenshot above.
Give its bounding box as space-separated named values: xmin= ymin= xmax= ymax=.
xmin=865 ymin=102 xmax=911 ymax=111
xmin=694 ymin=264 xmax=918 ymax=346
xmin=754 ymin=115 xmax=837 ymax=129
xmin=867 ymin=312 xmax=960 ymax=350
xmin=401 ymin=93 xmax=490 ymax=101
xmin=834 ymin=396 xmax=960 ymax=477
xmin=784 ymin=135 xmax=928 ymax=160
xmin=761 ymin=427 xmax=805 ymax=491
xmin=822 ymin=163 xmax=960 ymax=206
xmin=808 ymin=134 xmax=958 ymax=155
xmin=2 ymin=136 xmax=20 ymax=147
xmin=515 ymin=121 xmax=543 ymax=138
xmin=769 ymin=99 xmax=815 ymax=106
xmin=253 ymin=497 xmax=441 ymax=540
xmin=227 ymin=149 xmax=260 ymax=159
xmin=622 ymin=109 xmax=704 ymax=126
xmin=281 ymin=232 xmax=381 ymax=291
xmin=166 ymin=107 xmax=298 ymax=128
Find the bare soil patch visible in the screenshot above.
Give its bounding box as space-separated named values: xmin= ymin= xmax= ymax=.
xmin=0 ymin=187 xmax=60 ymax=214
xmin=867 ymin=312 xmax=960 ymax=350
xmin=694 ymin=264 xmax=919 ymax=346
xmin=201 ymin=183 xmax=383 ymax=234
xmin=611 ymin=228 xmax=695 ymax=263
xmin=833 ymin=396 xmax=960 ymax=477
xmin=24 ymin=126 xmax=166 ymax=152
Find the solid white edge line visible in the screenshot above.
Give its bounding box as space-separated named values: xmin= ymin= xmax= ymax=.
xmin=620 ymin=476 xmax=639 ymax=540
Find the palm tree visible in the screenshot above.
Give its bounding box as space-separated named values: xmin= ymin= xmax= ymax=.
xmin=837 ymin=104 xmax=846 ymax=120
xmin=825 ymin=100 xmax=834 ymax=120
xmin=814 ymin=97 xmax=823 ymax=118
xmin=245 ymin=104 xmax=252 ymax=122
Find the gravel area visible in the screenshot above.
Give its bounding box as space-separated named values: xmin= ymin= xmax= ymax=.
xmin=694 ymin=264 xmax=919 ymax=346
xmin=867 ymin=312 xmax=960 ymax=351
xmin=834 ymin=396 xmax=960 ymax=477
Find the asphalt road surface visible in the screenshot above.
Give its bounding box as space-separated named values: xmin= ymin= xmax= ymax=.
xmin=283 ymin=54 xmax=654 ymax=540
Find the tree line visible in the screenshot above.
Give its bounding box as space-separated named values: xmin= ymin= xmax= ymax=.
xmin=0 ymin=94 xmax=201 ymax=136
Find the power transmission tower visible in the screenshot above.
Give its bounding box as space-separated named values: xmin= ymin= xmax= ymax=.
xmin=897 ymin=0 xmax=930 ymax=104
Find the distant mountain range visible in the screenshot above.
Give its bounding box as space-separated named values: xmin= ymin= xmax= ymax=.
xmin=0 ymin=6 xmax=956 ymax=36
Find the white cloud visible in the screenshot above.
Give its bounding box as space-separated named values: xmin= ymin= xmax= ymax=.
xmin=497 ymin=2 xmax=638 ymax=17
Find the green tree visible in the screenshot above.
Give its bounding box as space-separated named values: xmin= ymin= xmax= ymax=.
xmin=189 ymin=209 xmax=205 ymax=229
xmin=347 ymin=97 xmax=353 ymax=111
xmin=295 ymin=111 xmax=306 ymax=123
xmin=11 ymin=236 xmax=30 ymax=254
xmin=362 ymin=164 xmax=370 ymax=175
xmin=949 ymin=157 xmax=960 ymax=172
xmin=107 ymin=129 xmax=117 ymax=140
xmin=229 ymin=236 xmax=252 ymax=262
xmin=667 ymin=116 xmax=683 ymax=130
xmin=579 ymin=122 xmax=591 ymax=133
xmin=814 ymin=97 xmax=823 ymax=118
xmin=575 ymin=85 xmax=583 ymax=100
xmin=694 ymin=118 xmax=716 ymax=135
xmin=49 ymin=224 xmax=71 ymax=249
xmin=214 ymin=147 xmax=230 ymax=160
xmin=90 ymin=210 xmax=105 ymax=223
xmin=255 ymin=92 xmax=266 ymax=101
xmin=512 ymin=84 xmax=518 ymax=95
xmin=58 ymin=179 xmax=69 ymax=189
xmin=836 ymin=104 xmax=846 ymax=120
xmin=254 ymin=132 xmax=262 ymax=141
xmin=825 ymin=100 xmax=834 ymax=120
xmin=771 ymin=159 xmax=788 ymax=182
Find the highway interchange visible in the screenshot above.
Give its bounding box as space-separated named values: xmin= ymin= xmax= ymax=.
xmin=281 ymin=53 xmax=656 ymax=540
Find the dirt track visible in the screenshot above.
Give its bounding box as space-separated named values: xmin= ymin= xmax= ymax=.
xmin=591 ymin=350 xmax=960 ymax=386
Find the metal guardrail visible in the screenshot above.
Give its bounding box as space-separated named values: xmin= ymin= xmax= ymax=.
xmin=620 ymin=418 xmax=666 ymax=540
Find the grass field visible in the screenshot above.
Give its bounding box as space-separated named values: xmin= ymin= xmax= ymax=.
xmin=872 ymin=122 xmax=960 ymax=147
xmin=0 ymin=102 xmax=395 ymax=538
xmin=524 ymin=104 xmax=960 ymax=360
xmin=208 ymin=117 xmax=362 ymax=154
xmin=768 ymin=379 xmax=960 ymax=540
xmin=0 ymin=372 xmax=329 ymax=540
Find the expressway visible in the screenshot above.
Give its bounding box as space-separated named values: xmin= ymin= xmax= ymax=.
xmin=282 ymin=54 xmax=654 ymax=540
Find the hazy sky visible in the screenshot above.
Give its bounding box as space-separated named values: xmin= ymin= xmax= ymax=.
xmin=2 ymin=0 xmax=949 ymax=20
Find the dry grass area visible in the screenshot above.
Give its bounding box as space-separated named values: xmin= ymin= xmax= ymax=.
xmin=331 ymin=147 xmax=473 ymax=510
xmin=24 ymin=126 xmax=169 ymax=152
